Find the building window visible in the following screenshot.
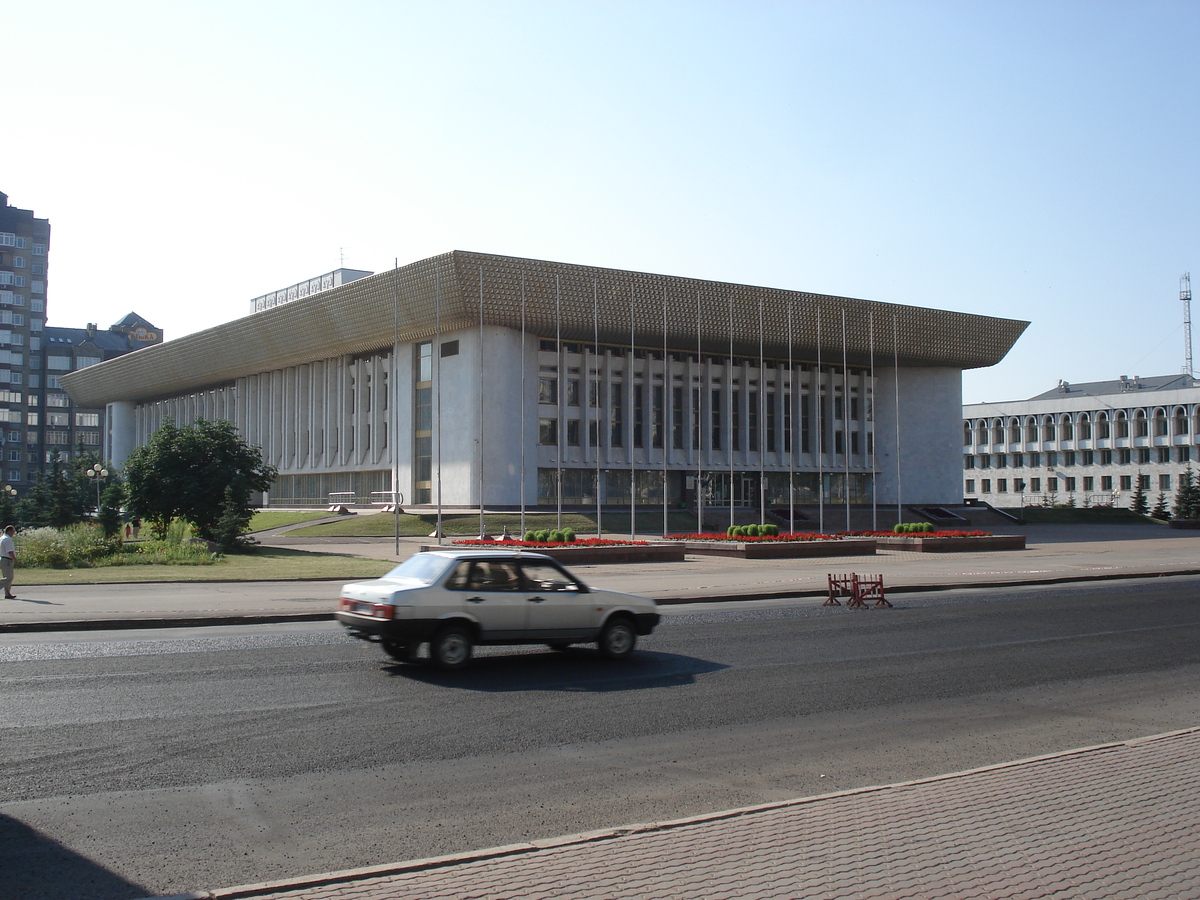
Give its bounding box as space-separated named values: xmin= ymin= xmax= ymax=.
xmin=75 ymin=413 xmax=100 ymax=427
xmin=1120 ymin=475 xmax=1132 ymax=491
xmin=997 ymin=479 xmax=1007 ymax=493
xmin=1083 ymin=476 xmax=1094 ymax=492
xmin=566 ymin=419 xmax=580 ymax=447
xmin=1160 ymin=474 xmax=1172 ymax=491
xmin=439 ymin=340 xmax=458 ymax=358
xmin=32 ymin=243 xmax=46 ymax=255
xmin=964 ymin=455 xmax=975 ymax=469
xmin=1100 ymin=449 xmax=1112 ymax=465
xmin=965 ymin=479 xmax=975 ymax=494
xmin=46 ymin=430 xmax=69 ymax=445
xmin=1030 ymin=478 xmax=1041 ymax=492
xmin=566 ymin=379 xmax=580 ymax=407
xmin=538 ymin=377 xmax=558 ymax=405
xmin=996 ymin=453 xmax=1007 ymax=468
xmin=610 ymin=383 xmax=624 ymax=447
xmin=1139 ymin=474 xmax=1151 ymax=489
xmin=1046 ymin=451 xmax=1057 ymax=467
xmin=981 ymin=479 xmax=992 ymax=493
xmin=1028 ymin=451 xmax=1041 ymax=467
xmin=1180 ymin=446 xmax=1192 ymax=463
xmin=30 ymin=281 xmax=43 ymax=294
xmin=1081 ymin=450 xmax=1093 ymax=465
xmin=1064 ymin=477 xmax=1076 ymax=492
xmin=47 ymin=394 xmax=69 ymax=408
xmin=633 ymin=385 xmax=644 ymax=449
xmin=1138 ymin=448 xmax=1151 ymax=464
xmin=75 ymin=356 xmax=101 ymax=369
xmin=1064 ymin=450 xmax=1076 ymax=466
xmin=79 ymin=432 xmax=100 ymax=445
xmin=1118 ymin=448 xmax=1132 ymax=464
xmin=1014 ymin=478 xmax=1026 ymax=491
xmin=1101 ymin=476 xmax=1113 ymax=491
xmin=651 ymin=385 xmax=664 ymax=450
xmin=1048 ymin=478 xmax=1058 ymax=492
xmin=711 ymin=389 xmax=722 ymax=451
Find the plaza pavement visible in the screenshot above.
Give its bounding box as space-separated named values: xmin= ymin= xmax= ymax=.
xmin=5 ymin=522 xmax=1200 ymax=899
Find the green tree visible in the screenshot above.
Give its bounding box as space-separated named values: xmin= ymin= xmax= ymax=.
xmin=1173 ymin=467 xmax=1200 ymax=520
xmin=1151 ymin=491 xmax=1171 ymax=520
xmin=98 ymin=481 xmax=125 ymax=537
xmin=18 ymin=458 xmax=85 ymax=528
xmin=124 ymin=419 xmax=277 ymax=545
xmin=1131 ymin=473 xmax=1149 ymax=515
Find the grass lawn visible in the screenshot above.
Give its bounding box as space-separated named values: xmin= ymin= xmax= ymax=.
xmin=1015 ymin=507 xmax=1160 ymax=525
xmin=289 ymin=510 xmax=702 ymax=537
xmin=15 ymin=547 xmax=394 ymax=585
xmin=248 ymin=510 xmax=338 ymax=531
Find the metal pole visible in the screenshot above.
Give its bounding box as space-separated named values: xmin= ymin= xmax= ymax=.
xmin=595 ymin=279 xmax=602 ymax=539
xmin=758 ymin=295 xmax=765 ymax=526
xmin=842 ymin=308 xmax=850 ymax=532
xmin=479 ymin=265 xmax=485 ymax=539
xmin=894 ymin=314 xmax=902 ymax=526
xmin=391 ymin=259 xmax=401 ymax=557
xmin=788 ymin=296 xmax=794 ymax=534
xmin=630 ymin=284 xmax=635 ymax=541
xmin=663 ymin=286 xmax=668 ymax=536
xmin=697 ymin=290 xmax=704 ymax=535
xmin=728 ymin=291 xmax=735 ymax=533
xmin=556 ymin=274 xmax=563 ymax=532
xmin=817 ymin=310 xmax=824 ymax=534
xmin=869 ymin=311 xmax=876 ymax=531
xmin=520 ymin=272 xmax=527 ymax=538
xmin=435 ymin=262 xmax=443 ymax=544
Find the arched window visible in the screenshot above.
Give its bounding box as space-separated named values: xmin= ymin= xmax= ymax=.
xmin=1042 ymin=415 xmax=1056 ymax=442
xmin=1174 ymin=407 xmax=1189 ymax=435
xmin=1134 ymin=410 xmax=1148 ymax=438
xmin=1078 ymin=413 xmax=1091 ymax=440
xmin=991 ymin=420 xmax=1004 ymax=445
xmin=1008 ymin=418 xmax=1020 ymax=443
xmin=1153 ymin=408 xmax=1169 ymax=437
xmin=976 ymin=422 xmax=988 ymax=446
xmin=1059 ymin=414 xmax=1074 ymax=441
xmin=964 ymin=421 xmax=972 ymax=446
xmin=1097 ymin=412 xmax=1110 ymax=439
xmin=1115 ymin=411 xmax=1129 ymax=438
xmin=1024 ymin=416 xmax=1037 ymax=442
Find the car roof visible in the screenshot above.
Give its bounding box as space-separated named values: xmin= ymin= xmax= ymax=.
xmin=417 ymin=549 xmax=554 ymax=562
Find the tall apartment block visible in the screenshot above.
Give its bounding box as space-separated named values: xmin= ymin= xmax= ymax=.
xmin=0 ymin=191 xmax=161 ymax=488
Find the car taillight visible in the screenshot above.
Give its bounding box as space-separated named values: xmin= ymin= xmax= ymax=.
xmin=338 ymin=598 xmax=354 ymax=611
xmin=372 ymin=603 xmax=395 ymax=619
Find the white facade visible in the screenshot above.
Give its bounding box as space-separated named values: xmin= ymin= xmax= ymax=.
xmin=61 ymin=251 xmax=1027 ymax=510
xmin=963 ymin=374 xmax=1200 ymax=509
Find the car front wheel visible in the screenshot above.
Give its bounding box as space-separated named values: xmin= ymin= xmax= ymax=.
xmin=430 ymin=625 xmax=473 ymax=671
xmin=598 ymin=618 xmax=636 ymax=660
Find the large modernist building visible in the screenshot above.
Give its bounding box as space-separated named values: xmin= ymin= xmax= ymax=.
xmin=963 ymin=374 xmax=1200 ymax=509
xmin=61 ymin=251 xmax=1026 ymax=511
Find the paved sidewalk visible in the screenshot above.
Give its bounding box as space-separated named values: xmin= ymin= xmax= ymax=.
xmin=157 ymin=727 xmax=1200 ymax=900
xmin=3 ymin=523 xmax=1200 ymax=631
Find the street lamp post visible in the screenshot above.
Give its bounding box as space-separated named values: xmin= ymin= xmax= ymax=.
xmin=86 ymin=465 xmax=109 ymax=514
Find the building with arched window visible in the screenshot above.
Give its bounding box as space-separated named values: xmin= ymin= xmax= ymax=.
xmin=963 ymin=374 xmax=1200 ymax=509
xmin=60 ymin=251 xmax=1026 ymax=513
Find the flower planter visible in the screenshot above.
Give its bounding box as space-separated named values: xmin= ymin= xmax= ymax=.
xmin=681 ymin=538 xmax=877 ymax=559
xmin=876 ymin=534 xmax=1026 ymax=552
xmin=422 ymin=543 xmax=686 ymax=564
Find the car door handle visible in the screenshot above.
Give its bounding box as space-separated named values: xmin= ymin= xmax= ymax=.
xmin=527 ymin=596 xmax=546 ymax=603
xmin=467 ymin=597 xmax=486 ymax=604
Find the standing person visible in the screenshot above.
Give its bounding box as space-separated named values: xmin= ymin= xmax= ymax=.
xmin=0 ymin=525 xmax=16 ymax=599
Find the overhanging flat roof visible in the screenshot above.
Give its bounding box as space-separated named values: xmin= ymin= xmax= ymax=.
xmin=61 ymin=250 xmax=1028 ymax=407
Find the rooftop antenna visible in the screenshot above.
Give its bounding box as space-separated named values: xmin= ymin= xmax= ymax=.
xmin=1183 ymin=273 xmax=1194 ymax=378
xmin=339 ymin=247 xmax=347 ymax=268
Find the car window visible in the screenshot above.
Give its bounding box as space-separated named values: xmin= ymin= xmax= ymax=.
xmin=466 ymin=560 xmax=522 ymax=591
xmin=445 ymin=561 xmax=472 ymax=590
xmin=519 ymin=561 xmax=580 ymax=592
xmin=382 ymin=554 xmax=454 ymax=585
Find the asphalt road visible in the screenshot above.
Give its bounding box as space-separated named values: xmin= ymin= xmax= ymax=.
xmin=4 ymin=577 xmax=1200 ymax=900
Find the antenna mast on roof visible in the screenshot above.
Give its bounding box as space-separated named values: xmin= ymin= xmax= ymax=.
xmin=1183 ymin=273 xmax=1194 ymax=378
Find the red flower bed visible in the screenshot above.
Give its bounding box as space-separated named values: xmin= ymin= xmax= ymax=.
xmin=664 ymin=532 xmax=842 ymax=542
xmin=846 ymin=530 xmax=992 ymax=538
xmin=453 ymin=538 xmax=650 ymax=548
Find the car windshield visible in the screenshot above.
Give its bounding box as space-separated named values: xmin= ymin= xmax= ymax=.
xmin=382 ymin=554 xmax=455 ymax=585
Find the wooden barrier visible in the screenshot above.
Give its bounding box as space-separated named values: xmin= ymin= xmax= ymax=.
xmin=826 ymin=573 xmax=891 ymax=609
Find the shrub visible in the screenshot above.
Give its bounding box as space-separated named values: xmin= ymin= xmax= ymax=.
xmin=17 ymin=523 xmax=122 ymax=569
xmin=524 ymin=530 xmax=538 ymax=542
xmin=562 ymin=528 xmax=576 ymax=543
xmin=727 ymin=525 xmax=738 ymax=537
xmin=761 ymin=523 xmax=778 ymax=536
xmin=549 ymin=529 xmax=565 ymax=543
xmin=893 ymin=523 xmax=905 ymax=534
xmin=534 ymin=530 xmax=550 ymax=542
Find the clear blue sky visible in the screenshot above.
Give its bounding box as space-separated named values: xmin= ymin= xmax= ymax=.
xmin=6 ymin=0 xmax=1198 ymax=402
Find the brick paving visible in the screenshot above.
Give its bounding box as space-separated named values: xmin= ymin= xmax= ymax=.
xmin=177 ymin=728 xmax=1200 ymax=900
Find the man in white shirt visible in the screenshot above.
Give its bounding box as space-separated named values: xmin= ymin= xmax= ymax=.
xmin=0 ymin=525 xmax=16 ymax=599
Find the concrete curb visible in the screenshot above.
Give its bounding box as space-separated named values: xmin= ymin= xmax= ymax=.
xmin=4 ymin=567 xmax=1200 ymax=633
xmin=140 ymin=725 xmax=1200 ymax=900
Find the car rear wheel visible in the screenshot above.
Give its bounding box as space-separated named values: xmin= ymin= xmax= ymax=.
xmin=598 ymin=618 xmax=636 ymax=660
xmin=381 ymin=639 xmax=419 ymax=663
xmin=430 ymin=625 xmax=473 ymax=671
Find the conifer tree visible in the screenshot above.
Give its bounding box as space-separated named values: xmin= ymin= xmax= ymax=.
xmin=1131 ymin=474 xmax=1149 ymax=515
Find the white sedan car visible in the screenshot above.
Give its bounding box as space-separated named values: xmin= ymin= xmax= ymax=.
xmin=335 ymin=549 xmax=661 ymax=670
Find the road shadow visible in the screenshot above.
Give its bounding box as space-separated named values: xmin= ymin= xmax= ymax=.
xmin=0 ymin=814 xmax=152 ymax=900
xmin=385 ymin=648 xmax=728 ymax=693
